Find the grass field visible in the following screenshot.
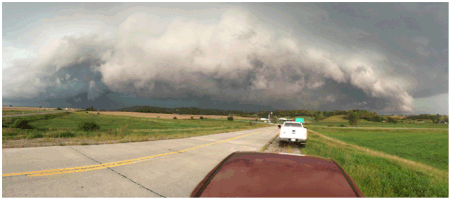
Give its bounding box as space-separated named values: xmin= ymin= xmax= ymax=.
xmin=2 ymin=112 xmax=270 ymax=142
xmin=309 ymin=127 xmax=448 ymax=170
xmin=320 ymin=115 xmax=373 ymax=123
xmin=307 ymin=114 xmax=449 ymax=128
xmin=311 ymin=121 xmax=448 ymax=128
xmin=302 ymin=130 xmax=448 ymax=197
xmin=2 ymin=109 xmax=54 ymax=115
xmin=3 ymin=107 xmax=57 ymax=111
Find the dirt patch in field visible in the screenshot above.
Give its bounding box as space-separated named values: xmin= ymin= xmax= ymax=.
xmin=89 ymin=111 xmax=256 ymax=120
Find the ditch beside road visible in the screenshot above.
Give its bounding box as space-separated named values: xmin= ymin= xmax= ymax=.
xmin=260 ymin=129 xmax=303 ymax=155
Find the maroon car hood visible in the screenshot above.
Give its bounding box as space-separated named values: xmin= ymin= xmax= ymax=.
xmin=191 ymin=152 xmax=364 ymax=197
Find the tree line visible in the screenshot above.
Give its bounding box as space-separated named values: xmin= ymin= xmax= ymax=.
xmin=114 ymin=106 xmax=258 ymax=117
xmin=406 ymin=114 xmax=448 ymax=123
xmin=84 ymin=105 xmax=447 ymax=124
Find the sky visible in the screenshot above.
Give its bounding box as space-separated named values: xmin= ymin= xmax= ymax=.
xmin=2 ymin=2 xmax=448 ymax=115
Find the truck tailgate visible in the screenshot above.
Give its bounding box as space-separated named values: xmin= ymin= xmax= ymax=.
xmin=280 ymin=127 xmax=307 ymax=139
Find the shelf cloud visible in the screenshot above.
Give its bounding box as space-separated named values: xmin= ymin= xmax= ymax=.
xmin=3 ymin=3 xmax=447 ymax=114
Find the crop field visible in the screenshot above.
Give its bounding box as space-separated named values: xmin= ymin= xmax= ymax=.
xmin=302 ymin=129 xmax=448 ymax=197
xmin=2 ymin=112 xmax=270 ymax=146
xmin=309 ymin=127 xmax=448 ymax=170
xmin=90 ymin=111 xmax=256 ymax=120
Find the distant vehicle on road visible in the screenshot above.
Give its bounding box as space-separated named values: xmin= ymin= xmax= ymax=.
xmin=278 ymin=121 xmax=307 ymax=146
xmin=191 ymin=152 xmax=365 ymax=197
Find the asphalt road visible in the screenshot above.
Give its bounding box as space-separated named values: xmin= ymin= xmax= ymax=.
xmin=2 ymin=111 xmax=70 ymax=118
xmin=2 ymin=126 xmax=278 ymax=197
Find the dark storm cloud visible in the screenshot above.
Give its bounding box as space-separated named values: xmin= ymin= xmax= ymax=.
xmin=2 ymin=3 xmax=448 ymax=114
xmin=318 ymin=3 xmax=448 ymax=98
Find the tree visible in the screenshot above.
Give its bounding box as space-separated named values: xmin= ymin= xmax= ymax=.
xmin=39 ymin=106 xmax=42 ymax=108
xmin=431 ymin=116 xmax=437 ymax=123
xmin=314 ymin=111 xmax=324 ymax=122
xmin=387 ymin=117 xmax=397 ymax=124
xmin=9 ymin=105 xmax=12 ymax=107
xmin=348 ymin=112 xmax=358 ymax=126
xmin=432 ymin=116 xmax=441 ymax=124
xmin=313 ymin=114 xmax=319 ymax=122
xmin=436 ymin=118 xmax=441 ymax=124
xmin=372 ymin=115 xmax=383 ymax=122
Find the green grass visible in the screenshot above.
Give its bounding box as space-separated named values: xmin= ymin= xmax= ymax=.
xmin=321 ymin=115 xmax=348 ymax=122
xmin=28 ymin=113 xmax=197 ymax=130
xmin=309 ymin=127 xmax=448 ymax=170
xmin=2 ymin=110 xmax=43 ymax=115
xmin=2 ymin=112 xmax=71 ymax=127
xmin=311 ymin=121 xmax=448 ymax=129
xmin=2 ymin=109 xmax=56 ymax=115
xmin=2 ymin=112 xmax=270 ymax=141
xmin=302 ymin=131 xmax=448 ymax=197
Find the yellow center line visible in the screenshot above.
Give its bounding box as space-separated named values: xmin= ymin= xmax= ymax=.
xmin=3 ymin=130 xmax=266 ymax=177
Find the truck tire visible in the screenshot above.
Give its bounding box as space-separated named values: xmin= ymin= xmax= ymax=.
xmin=279 ymin=140 xmax=284 ymax=147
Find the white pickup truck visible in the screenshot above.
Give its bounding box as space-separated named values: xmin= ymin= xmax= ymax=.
xmin=278 ymin=121 xmax=307 ymax=146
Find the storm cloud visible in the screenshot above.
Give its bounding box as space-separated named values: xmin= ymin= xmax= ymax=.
xmin=3 ymin=3 xmax=448 ymax=114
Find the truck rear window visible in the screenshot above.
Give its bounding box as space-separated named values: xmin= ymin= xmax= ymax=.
xmin=284 ymin=123 xmax=303 ymax=127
